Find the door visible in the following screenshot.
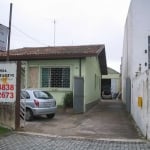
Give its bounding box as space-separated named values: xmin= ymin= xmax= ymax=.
xmin=73 ymin=77 xmax=84 ymax=113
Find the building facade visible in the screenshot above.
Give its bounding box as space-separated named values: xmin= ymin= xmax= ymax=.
xmin=0 ymin=45 xmax=107 ymax=113
xmin=122 ymin=0 xmax=150 ymax=138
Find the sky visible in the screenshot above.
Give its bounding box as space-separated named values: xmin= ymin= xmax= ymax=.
xmin=0 ymin=0 xmax=131 ymax=72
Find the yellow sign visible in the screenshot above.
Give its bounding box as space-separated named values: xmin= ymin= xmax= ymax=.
xmin=138 ymin=96 xmax=143 ymax=108
xmin=1 ymin=77 xmax=8 ymax=84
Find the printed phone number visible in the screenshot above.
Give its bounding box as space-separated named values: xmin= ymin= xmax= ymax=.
xmin=0 ymin=84 xmax=14 ymax=90
xmin=0 ymin=92 xmax=14 ymax=98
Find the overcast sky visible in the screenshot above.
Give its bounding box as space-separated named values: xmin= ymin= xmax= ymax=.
xmin=0 ymin=0 xmax=131 ymax=72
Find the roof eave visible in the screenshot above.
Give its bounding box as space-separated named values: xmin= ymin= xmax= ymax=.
xmin=98 ymin=47 xmax=107 ymax=75
xmin=0 ymin=53 xmax=97 ymax=61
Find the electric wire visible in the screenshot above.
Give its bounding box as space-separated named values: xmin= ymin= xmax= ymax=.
xmin=12 ymin=25 xmax=48 ymax=46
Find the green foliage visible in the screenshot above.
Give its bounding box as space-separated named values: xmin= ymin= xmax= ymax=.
xmin=64 ymin=92 xmax=73 ymax=108
xmin=0 ymin=126 xmax=10 ymax=135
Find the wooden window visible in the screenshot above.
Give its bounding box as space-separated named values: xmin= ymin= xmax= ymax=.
xmin=29 ymin=67 xmax=38 ymax=88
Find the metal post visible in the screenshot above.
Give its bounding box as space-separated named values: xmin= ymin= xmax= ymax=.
xmin=7 ymin=3 xmax=13 ymax=61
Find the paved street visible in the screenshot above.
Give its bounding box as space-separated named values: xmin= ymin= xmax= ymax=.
xmin=0 ymin=133 xmax=150 ymax=150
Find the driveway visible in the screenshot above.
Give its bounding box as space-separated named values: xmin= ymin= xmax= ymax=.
xmin=21 ymin=100 xmax=142 ymax=139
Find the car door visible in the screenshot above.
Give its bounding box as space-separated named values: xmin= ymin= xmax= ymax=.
xmin=21 ymin=90 xmax=33 ymax=109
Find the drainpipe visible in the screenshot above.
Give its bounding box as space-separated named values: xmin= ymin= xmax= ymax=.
xmin=79 ymin=58 xmax=81 ymax=77
xmin=146 ymin=68 xmax=150 ymax=139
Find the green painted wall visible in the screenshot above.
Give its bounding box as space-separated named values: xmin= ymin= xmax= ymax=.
xmin=84 ymin=57 xmax=101 ymax=107
xmin=25 ymin=59 xmax=82 ymax=106
xmin=24 ymin=57 xmax=101 ymax=109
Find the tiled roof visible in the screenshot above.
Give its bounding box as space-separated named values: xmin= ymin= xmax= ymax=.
xmin=0 ymin=44 xmax=107 ymax=74
xmin=0 ymin=45 xmax=104 ymax=59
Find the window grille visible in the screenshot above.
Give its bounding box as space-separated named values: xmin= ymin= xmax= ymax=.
xmin=41 ymin=67 xmax=70 ymax=88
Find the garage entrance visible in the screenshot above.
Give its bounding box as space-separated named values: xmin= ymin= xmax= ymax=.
xmin=101 ymin=79 xmax=112 ymax=99
xmin=101 ymin=79 xmax=111 ymax=90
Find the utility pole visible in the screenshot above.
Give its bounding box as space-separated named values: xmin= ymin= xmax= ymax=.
xmin=7 ymin=3 xmax=13 ymax=61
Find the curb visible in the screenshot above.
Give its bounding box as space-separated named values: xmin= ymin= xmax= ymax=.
xmin=16 ymin=131 xmax=147 ymax=143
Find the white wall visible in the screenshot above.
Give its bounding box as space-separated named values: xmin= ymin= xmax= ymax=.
xmin=122 ymin=0 xmax=150 ymax=138
xmin=130 ymin=0 xmax=149 ymax=76
xmin=131 ymin=71 xmax=150 ymax=139
xmin=111 ymin=78 xmax=120 ymax=94
xmin=122 ymin=0 xmax=150 ymax=86
xmin=122 ymin=1 xmax=134 ymax=103
xmin=132 ymin=71 xmax=148 ymax=137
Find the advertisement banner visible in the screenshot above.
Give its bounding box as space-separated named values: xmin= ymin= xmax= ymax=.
xmin=0 ymin=24 xmax=9 ymax=51
xmin=0 ymin=62 xmax=17 ymax=102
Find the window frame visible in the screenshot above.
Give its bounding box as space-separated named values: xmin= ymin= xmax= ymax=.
xmin=41 ymin=66 xmax=71 ymax=89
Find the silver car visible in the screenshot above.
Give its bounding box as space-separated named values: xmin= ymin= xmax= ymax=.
xmin=21 ymin=89 xmax=57 ymax=121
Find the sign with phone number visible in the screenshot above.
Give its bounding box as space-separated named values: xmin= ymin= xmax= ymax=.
xmin=0 ymin=62 xmax=17 ymax=102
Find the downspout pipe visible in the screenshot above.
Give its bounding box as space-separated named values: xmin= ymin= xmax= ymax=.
xmin=79 ymin=58 xmax=81 ymax=77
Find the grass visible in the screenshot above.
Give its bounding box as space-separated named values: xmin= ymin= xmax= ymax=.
xmin=0 ymin=126 xmax=11 ymax=136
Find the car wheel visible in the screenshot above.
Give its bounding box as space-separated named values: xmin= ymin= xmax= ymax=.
xmin=26 ymin=108 xmax=33 ymax=121
xmin=47 ymin=113 xmax=55 ymax=119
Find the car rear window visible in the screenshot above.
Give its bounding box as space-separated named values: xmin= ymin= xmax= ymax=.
xmin=33 ymin=91 xmax=53 ymax=99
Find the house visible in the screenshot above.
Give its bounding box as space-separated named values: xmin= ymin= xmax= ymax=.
xmin=0 ymin=45 xmax=107 ymax=113
xmin=122 ymin=0 xmax=150 ymax=138
xmin=102 ymin=67 xmax=121 ymax=99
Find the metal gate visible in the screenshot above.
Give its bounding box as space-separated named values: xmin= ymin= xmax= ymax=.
xmin=73 ymin=77 xmax=84 ymax=113
xmin=126 ymin=77 xmax=131 ymax=113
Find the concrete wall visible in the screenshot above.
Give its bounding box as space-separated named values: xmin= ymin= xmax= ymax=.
xmin=0 ymin=103 xmax=15 ymax=129
xmin=131 ymin=70 xmax=150 ymax=139
xmin=122 ymin=0 xmax=150 ymax=138
xmin=132 ymin=71 xmax=148 ymax=136
xmin=122 ymin=0 xmax=150 ymax=103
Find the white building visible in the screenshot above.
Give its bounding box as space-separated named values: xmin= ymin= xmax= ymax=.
xmin=122 ymin=0 xmax=150 ymax=138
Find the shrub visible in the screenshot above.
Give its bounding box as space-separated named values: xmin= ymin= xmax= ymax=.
xmin=0 ymin=126 xmax=11 ymax=135
xmin=64 ymin=92 xmax=73 ymax=108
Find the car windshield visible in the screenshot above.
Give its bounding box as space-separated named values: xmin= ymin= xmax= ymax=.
xmin=33 ymin=91 xmax=53 ymax=99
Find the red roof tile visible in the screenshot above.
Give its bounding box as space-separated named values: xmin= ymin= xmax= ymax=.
xmin=0 ymin=44 xmax=107 ymax=74
xmin=0 ymin=45 xmax=103 ymax=58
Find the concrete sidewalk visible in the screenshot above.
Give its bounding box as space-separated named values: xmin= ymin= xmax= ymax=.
xmin=21 ymin=100 xmax=143 ymax=140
